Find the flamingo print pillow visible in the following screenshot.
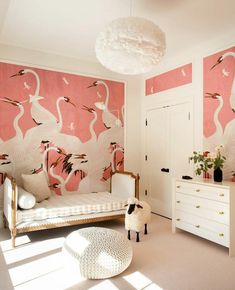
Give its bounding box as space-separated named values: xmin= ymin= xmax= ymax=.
xmin=203 ymin=46 xmax=235 ymax=180
xmin=0 ymin=62 xmax=125 ymax=195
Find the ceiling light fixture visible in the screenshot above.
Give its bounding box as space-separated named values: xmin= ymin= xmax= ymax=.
xmin=95 ymin=1 xmax=166 ymax=75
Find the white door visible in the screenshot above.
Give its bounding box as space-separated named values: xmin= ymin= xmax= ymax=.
xmin=145 ymin=102 xmax=193 ymax=218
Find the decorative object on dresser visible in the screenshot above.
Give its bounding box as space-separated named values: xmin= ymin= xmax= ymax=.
xmin=189 ymin=145 xmax=226 ymax=181
xmin=172 ymin=178 xmax=235 ymax=256
xmin=211 ymin=145 xmax=226 ymax=182
xmin=189 ymin=150 xmax=213 ymax=178
xmin=125 ymin=197 xmax=151 ymax=242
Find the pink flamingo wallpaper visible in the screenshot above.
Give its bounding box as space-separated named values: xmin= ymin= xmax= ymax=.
xmin=0 ymin=62 xmax=124 ymax=194
xmin=145 ymin=63 xmax=192 ymax=96
xmin=203 ymin=46 xmax=235 ymax=179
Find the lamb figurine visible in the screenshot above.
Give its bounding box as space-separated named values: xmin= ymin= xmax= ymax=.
xmin=125 ymin=197 xmax=151 ymax=242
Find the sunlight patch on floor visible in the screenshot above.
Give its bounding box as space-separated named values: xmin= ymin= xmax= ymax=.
xmin=2 ymin=237 xmax=65 ymax=264
xmin=0 ymin=235 xmax=31 ymax=252
xmin=144 ymin=283 xmax=164 ymax=290
xmin=123 ymin=271 xmax=163 ymax=290
xmin=8 ymin=252 xmax=63 ymax=286
xmin=6 ymin=248 xmax=87 ymax=290
xmin=13 ymin=265 xmax=86 ymax=290
xmin=88 ymin=279 xmax=120 ymax=290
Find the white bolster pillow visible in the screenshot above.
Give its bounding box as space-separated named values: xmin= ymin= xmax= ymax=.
xmin=18 ymin=187 xmax=36 ymax=210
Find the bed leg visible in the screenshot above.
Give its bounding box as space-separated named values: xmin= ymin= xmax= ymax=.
xmin=11 ymin=229 xmax=16 ymax=248
xmin=128 ymin=230 xmax=131 ymax=240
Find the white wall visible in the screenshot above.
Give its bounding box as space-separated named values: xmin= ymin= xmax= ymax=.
xmin=0 ymin=44 xmax=142 ymax=227
xmin=140 ymin=30 xmax=235 ymax=198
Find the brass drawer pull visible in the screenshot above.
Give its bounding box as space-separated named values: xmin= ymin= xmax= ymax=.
xmin=195 ymin=225 xmax=200 ymax=228
xmin=196 ymin=189 xmax=200 ymax=192
xmin=176 ymin=185 xmax=181 ymax=188
xmin=196 ymin=205 xmax=200 ymax=208
xmin=176 ymin=218 xmax=181 ymax=221
xmin=219 ymin=233 xmax=224 ymax=237
xmin=176 ymin=200 xmax=181 ymax=203
xmin=219 ymin=193 xmax=224 ymax=197
xmin=219 ymin=211 xmax=224 ymax=215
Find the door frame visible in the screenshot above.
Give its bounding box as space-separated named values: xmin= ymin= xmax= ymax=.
xmin=140 ymin=93 xmax=194 ymax=205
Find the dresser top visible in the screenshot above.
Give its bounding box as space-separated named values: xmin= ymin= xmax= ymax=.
xmin=175 ymin=178 xmax=235 ymax=189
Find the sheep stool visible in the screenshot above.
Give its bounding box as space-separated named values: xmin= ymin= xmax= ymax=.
xmin=125 ymin=197 xmax=151 ymax=242
xmin=62 ymin=227 xmax=132 ymax=279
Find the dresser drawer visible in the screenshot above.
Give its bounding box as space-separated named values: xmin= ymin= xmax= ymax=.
xmin=175 ymin=210 xmax=229 ymax=247
xmin=175 ymin=193 xmax=229 ymax=225
xmin=175 ymin=181 xmax=229 ymax=203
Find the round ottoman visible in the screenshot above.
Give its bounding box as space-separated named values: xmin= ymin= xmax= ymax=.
xmin=62 ymin=227 xmax=132 ymax=279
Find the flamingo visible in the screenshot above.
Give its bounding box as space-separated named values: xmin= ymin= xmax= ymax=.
xmin=55 ymin=96 xmax=75 ymax=131
xmin=48 ymin=156 xmax=64 ymax=188
xmin=23 ymin=96 xmax=76 ymax=152
xmin=78 ymin=105 xmax=110 ymax=193
xmin=81 ymin=105 xmax=97 ymax=141
xmin=204 ymin=92 xmax=224 ymax=152
xmin=210 ymin=51 xmax=235 ymax=178
xmin=223 ymin=118 xmax=235 ymax=179
xmin=0 ymin=98 xmax=24 ymax=178
xmin=204 ymin=93 xmax=235 ymax=179
xmin=46 ymin=148 xmax=89 ymax=195
xmin=42 ymin=145 xmax=63 ymax=184
xmin=111 ymin=146 xmax=124 ymax=172
xmin=0 ymin=98 xmax=42 ymax=183
xmin=11 ymin=69 xmax=57 ymax=125
xmin=93 ymin=92 xmax=124 ymax=158
xmin=88 ymin=81 xmax=124 ymax=155
xmin=0 ymin=97 xmax=26 ymax=139
xmin=211 ymin=51 xmax=235 ymax=113
xmin=0 ymin=95 xmax=75 ymax=184
xmin=88 ymin=80 xmax=120 ymax=129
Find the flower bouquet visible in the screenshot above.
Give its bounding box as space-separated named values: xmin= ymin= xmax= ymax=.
xmin=189 ymin=145 xmax=226 ymax=180
xmin=189 ymin=151 xmax=213 ymax=177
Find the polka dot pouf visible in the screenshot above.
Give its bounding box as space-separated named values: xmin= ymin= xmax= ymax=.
xmin=62 ymin=227 xmax=133 ymax=279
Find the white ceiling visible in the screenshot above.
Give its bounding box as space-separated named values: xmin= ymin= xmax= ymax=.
xmin=0 ymin=0 xmax=235 ymax=63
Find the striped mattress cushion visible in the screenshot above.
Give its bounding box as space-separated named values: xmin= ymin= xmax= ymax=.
xmin=17 ymin=192 xmax=127 ymax=223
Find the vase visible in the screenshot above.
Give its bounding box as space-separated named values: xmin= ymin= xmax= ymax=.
xmin=213 ymin=168 xmax=223 ymax=182
xmin=203 ymin=171 xmax=211 ymax=179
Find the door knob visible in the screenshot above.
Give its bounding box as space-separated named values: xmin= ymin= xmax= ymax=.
xmin=161 ymin=168 xmax=170 ymax=173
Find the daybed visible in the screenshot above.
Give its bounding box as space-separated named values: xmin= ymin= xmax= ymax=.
xmin=3 ymin=171 xmax=139 ymax=247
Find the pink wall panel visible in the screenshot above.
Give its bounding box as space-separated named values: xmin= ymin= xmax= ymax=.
xmin=0 ymin=62 xmax=125 ymax=193
xmin=203 ymin=47 xmax=235 ymax=137
xmin=203 ymin=46 xmax=235 ymax=180
xmin=145 ymin=63 xmax=192 ymax=95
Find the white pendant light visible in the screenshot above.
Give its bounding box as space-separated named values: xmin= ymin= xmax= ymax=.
xmin=95 ymin=16 xmax=166 ymax=75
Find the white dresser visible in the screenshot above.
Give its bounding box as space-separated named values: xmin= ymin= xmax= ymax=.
xmin=172 ymin=178 xmax=235 ymax=256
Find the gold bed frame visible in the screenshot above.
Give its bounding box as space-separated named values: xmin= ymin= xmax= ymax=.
xmin=3 ymin=171 xmax=139 ymax=247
